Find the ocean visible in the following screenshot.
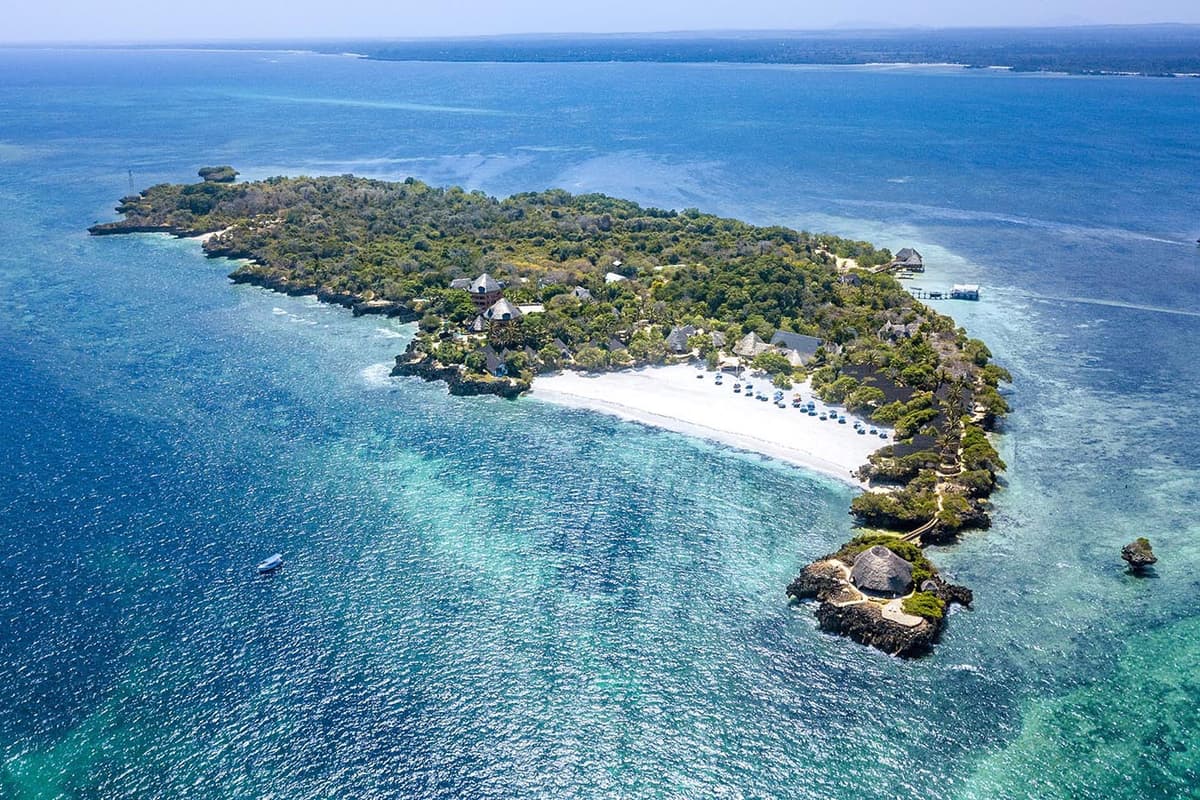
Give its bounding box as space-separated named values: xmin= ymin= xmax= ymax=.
xmin=1 ymin=48 xmax=1198 ymax=798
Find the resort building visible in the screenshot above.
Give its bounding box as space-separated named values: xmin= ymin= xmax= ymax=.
xmin=604 ymin=272 xmax=627 ymax=284
xmin=878 ymin=321 xmax=920 ymax=340
xmin=479 ymin=345 xmax=506 ymax=377
xmin=449 ymin=277 xmax=472 ymax=290
xmin=483 ymin=297 xmax=523 ymax=322
xmin=469 ymin=272 xmax=504 ymax=310
xmin=469 ymin=315 xmax=486 ymax=333
xmin=733 ymin=330 xmax=822 ymax=366
xmin=849 ymin=545 xmax=913 ymax=598
xmin=665 ymin=324 xmax=697 ymax=353
xmin=769 ymin=331 xmax=821 ymax=365
xmin=733 ymin=331 xmax=771 ymax=358
xmin=891 ymin=248 xmax=924 ymax=271
xmin=551 ymin=337 xmax=573 ymax=360
xmin=572 ymin=286 xmax=593 ymax=302
xmin=950 ymin=284 xmax=980 ymax=300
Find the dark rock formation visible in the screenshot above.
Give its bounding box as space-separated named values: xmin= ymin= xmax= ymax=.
xmin=814 ymin=600 xmax=941 ymax=658
xmin=788 ymin=549 xmax=973 ymax=658
xmin=1122 ymin=537 xmax=1157 ymax=572
xmin=87 ymin=222 xmax=199 ymax=237
xmin=391 ymin=348 xmax=529 ymax=399
xmin=225 ymin=268 xmax=418 ymax=321
xmin=785 ymin=561 xmax=844 ymax=600
xmin=920 ymin=575 xmax=974 ymax=607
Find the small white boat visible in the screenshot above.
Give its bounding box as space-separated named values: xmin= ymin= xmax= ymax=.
xmin=257 ymin=553 xmax=284 ymax=573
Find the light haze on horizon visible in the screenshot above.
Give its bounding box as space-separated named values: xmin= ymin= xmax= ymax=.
xmin=5 ymin=0 xmax=1200 ymax=44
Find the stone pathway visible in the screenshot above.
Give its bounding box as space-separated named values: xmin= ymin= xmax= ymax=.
xmin=880 ymin=599 xmax=924 ymax=627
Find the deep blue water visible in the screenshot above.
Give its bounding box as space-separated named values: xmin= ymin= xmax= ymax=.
xmin=2 ymin=49 xmax=1199 ymax=799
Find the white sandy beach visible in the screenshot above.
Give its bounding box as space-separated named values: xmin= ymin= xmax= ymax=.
xmin=531 ymin=363 xmax=890 ymax=485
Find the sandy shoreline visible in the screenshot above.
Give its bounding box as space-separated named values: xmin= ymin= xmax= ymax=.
xmin=530 ymin=363 xmax=889 ymax=486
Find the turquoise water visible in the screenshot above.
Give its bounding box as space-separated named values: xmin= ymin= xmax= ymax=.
xmin=2 ymin=49 xmax=1199 ymax=798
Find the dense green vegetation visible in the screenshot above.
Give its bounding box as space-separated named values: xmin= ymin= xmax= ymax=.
xmin=94 ymin=170 xmax=1009 ymax=539
xmin=901 ymin=591 xmax=946 ymax=622
xmin=850 ymin=473 xmax=939 ymax=528
xmin=95 ymin=172 xmax=994 ymax=386
xmin=197 ymin=165 xmax=238 ymax=183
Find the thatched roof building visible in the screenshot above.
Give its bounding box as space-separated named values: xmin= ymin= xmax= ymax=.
xmin=665 ymin=324 xmax=697 ymax=353
xmin=484 ymin=298 xmax=523 ymax=322
xmin=469 ymin=272 xmax=504 ymax=310
xmin=733 ymin=331 xmax=770 ymax=358
xmin=891 ymin=248 xmax=924 ymax=271
xmin=850 ymin=545 xmax=913 ymax=598
xmin=470 ymin=272 xmax=502 ymax=294
xmin=770 ymin=331 xmax=821 ymax=364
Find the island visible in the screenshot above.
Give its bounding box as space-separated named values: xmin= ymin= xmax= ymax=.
xmin=90 ymin=167 xmax=1010 ymax=657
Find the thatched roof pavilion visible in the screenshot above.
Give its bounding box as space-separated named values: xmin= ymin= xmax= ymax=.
xmin=850 ymin=545 xmax=913 ymax=598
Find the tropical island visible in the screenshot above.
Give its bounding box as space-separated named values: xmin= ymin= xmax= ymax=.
xmin=90 ymin=167 xmax=1010 ymax=657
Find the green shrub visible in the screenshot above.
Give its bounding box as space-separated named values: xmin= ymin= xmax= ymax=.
xmin=902 ymin=591 xmax=945 ymax=621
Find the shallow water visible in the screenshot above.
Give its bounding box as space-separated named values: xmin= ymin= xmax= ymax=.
xmin=1 ymin=49 xmax=1198 ymax=798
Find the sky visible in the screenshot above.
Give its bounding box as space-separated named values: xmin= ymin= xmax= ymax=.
xmin=5 ymin=0 xmax=1200 ymax=43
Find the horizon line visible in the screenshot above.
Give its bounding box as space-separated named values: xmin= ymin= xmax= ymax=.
xmin=3 ymin=21 xmax=1200 ymax=48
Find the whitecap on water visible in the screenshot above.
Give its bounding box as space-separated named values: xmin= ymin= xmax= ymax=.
xmin=359 ymin=363 xmax=396 ymax=388
xmin=375 ymin=327 xmax=407 ymax=339
xmin=272 ymin=308 xmax=288 ymax=315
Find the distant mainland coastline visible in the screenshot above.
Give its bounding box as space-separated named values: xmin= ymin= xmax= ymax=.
xmin=90 ymin=167 xmax=1010 ymax=657
xmin=327 ymin=26 xmax=1200 ymax=78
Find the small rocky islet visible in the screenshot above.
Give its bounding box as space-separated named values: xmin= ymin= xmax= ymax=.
xmin=1122 ymin=537 xmax=1157 ymax=573
xmin=90 ymin=167 xmax=1010 ymax=658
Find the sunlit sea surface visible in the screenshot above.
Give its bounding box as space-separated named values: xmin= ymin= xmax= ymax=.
xmin=1 ymin=49 xmax=1198 ymax=798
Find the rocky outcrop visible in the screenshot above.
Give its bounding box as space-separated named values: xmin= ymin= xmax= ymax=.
xmin=787 ymin=551 xmax=972 ymax=658
xmin=785 ymin=561 xmax=844 ymax=600
xmin=225 ymin=268 xmax=418 ymax=321
xmin=87 ymin=221 xmax=200 ymax=237
xmin=391 ymin=349 xmax=529 ymax=399
xmin=919 ymin=576 xmax=974 ymax=607
xmin=1121 ymin=538 xmax=1157 ymax=572
xmin=813 ymin=600 xmax=941 ymax=658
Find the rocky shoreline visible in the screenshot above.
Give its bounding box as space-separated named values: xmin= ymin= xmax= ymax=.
xmin=226 ymin=268 xmax=417 ymax=320
xmin=88 ymin=221 xmax=421 ymax=321
xmin=786 ymin=552 xmax=973 ymax=658
xmin=391 ymin=344 xmax=530 ymax=399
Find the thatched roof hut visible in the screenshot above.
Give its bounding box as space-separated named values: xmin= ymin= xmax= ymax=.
xmin=470 ymin=272 xmax=502 ymax=294
xmin=484 ymin=298 xmax=523 ymax=322
xmin=850 ymin=545 xmax=913 ymax=598
xmin=733 ymin=332 xmax=769 ymax=358
xmin=892 ymin=248 xmax=924 ymax=270
xmin=665 ymin=324 xmax=696 ymax=353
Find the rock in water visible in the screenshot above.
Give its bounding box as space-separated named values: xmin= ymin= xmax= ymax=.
xmin=1121 ymin=537 xmax=1157 ymax=571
